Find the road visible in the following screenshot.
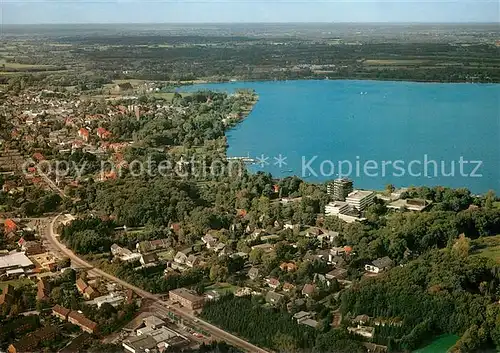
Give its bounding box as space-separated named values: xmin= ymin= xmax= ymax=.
xmin=42 ymin=214 xmax=270 ymax=353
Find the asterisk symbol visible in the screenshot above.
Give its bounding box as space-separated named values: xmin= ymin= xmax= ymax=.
xmin=274 ymin=154 xmax=287 ymax=168
xmin=255 ymin=154 xmax=269 ymax=168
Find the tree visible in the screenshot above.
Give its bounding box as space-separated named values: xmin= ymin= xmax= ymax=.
xmin=452 ymin=234 xmax=470 ymax=258
xmin=249 ymin=248 xmax=264 ymax=264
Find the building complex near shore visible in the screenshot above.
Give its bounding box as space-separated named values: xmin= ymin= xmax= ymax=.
xmin=327 ymin=178 xmax=353 ymax=201
xmin=169 ymin=288 xmax=205 ymax=310
xmin=345 ymin=190 xmax=375 ymax=211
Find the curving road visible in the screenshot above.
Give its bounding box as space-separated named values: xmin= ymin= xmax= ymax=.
xmin=42 ymin=214 xmax=269 ymax=353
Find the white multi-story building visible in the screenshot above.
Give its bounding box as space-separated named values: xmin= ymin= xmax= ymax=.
xmin=325 ymin=201 xmax=350 ymax=216
xmin=345 ymin=190 xmax=376 ymax=211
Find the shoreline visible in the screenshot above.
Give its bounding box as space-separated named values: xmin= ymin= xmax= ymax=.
xmin=178 ymin=77 xmax=500 ymax=87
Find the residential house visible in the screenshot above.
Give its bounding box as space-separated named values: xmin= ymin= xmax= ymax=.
xmin=251 ymin=243 xmax=274 ymax=253
xmin=279 ymin=262 xmax=297 ymax=272
xmin=283 ymin=221 xmax=300 ymax=232
xmin=4 ymin=219 xmax=17 ymax=234
xmin=303 ymin=227 xmax=323 ymax=238
xmin=265 ymin=291 xmax=284 ymax=306
xmin=248 ymin=267 xmax=260 ymax=280
xmin=302 ymin=283 xmax=317 ymax=298
xmin=300 ymin=319 xmax=319 ymax=329
xmin=362 ymin=343 xmax=388 ymax=353
xmin=92 ymin=293 xmax=126 ymax=308
xmin=78 ymin=128 xmax=89 ymax=142
xmin=68 ymin=311 xmax=99 ymax=334
xmin=365 ymin=257 xmax=394 ymax=274
xmin=76 ymin=278 xmax=100 ymax=300
xmin=318 ymin=231 xmax=339 ymax=245
xmin=185 ymin=254 xmax=199 ymax=268
xmin=330 ymin=246 xmax=347 ymax=256
xmin=137 ymin=238 xmax=170 ymax=253
xmin=52 ymin=304 xmax=71 ymax=321
xmin=174 ymin=251 xmax=188 ymax=265
xmin=140 ymin=252 xmax=158 ymax=266
xmin=214 ymin=242 xmax=226 ymax=253
xmin=329 ymin=255 xmax=347 ymax=268
xmin=293 ymin=311 xmax=314 ymax=324
xmin=32 ymin=152 xmax=45 ymax=162
xmin=353 ymin=314 xmax=370 ymax=325
xmin=37 ymin=279 xmax=51 ymax=301
xmin=21 ymin=241 xmax=44 ymax=256
xmin=8 ymin=326 xmax=57 ymax=353
xmin=96 ymin=127 xmax=111 ymax=140
xmin=202 ymin=234 xmax=218 ymax=249
xmin=326 ymin=268 xmax=348 ymax=281
xmin=348 ymin=325 xmax=375 ymax=339
xmin=282 ymin=282 xmax=296 ymax=292
xmin=266 ymin=278 xmax=281 ymax=290
xmin=0 ymin=284 xmax=15 ymax=307
xmin=205 ymin=290 xmax=221 ymax=301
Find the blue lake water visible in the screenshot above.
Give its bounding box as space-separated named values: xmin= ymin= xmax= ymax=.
xmin=182 ymin=80 xmax=500 ymax=194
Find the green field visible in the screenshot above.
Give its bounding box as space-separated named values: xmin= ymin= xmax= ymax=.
xmin=205 ymin=283 xmax=237 ymax=295
xmin=413 ymin=334 xmax=459 ymax=353
xmin=0 ymin=278 xmax=34 ymax=290
xmin=471 ymin=235 xmax=500 ymax=263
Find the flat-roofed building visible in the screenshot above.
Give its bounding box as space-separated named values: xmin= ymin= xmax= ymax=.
xmin=0 ymin=252 xmax=34 ymax=274
xmin=325 ymin=201 xmax=350 ymax=216
xmin=345 ymin=190 xmax=376 ymax=211
xmin=169 ymin=288 xmax=205 ymax=310
xmin=122 ymin=335 xmax=157 ymax=353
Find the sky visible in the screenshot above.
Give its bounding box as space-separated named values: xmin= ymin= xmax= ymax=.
xmin=1 ymin=0 xmax=499 ymax=24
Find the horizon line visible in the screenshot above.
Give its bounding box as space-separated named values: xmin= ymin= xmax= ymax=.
xmin=3 ymin=21 xmax=499 ymax=26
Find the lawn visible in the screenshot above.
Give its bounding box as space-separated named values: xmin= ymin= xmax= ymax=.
xmin=0 ymin=277 xmax=34 ymax=290
xmin=205 ymin=283 xmax=237 ymax=295
xmin=471 ymin=235 xmax=500 ymax=263
xmin=157 ymin=249 xmax=175 ymax=261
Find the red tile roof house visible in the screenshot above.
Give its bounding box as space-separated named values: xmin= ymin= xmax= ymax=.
xmin=4 ymin=219 xmax=18 ymax=234
xmin=32 ymin=153 xmax=45 ymax=162
xmin=96 ymin=127 xmax=111 ymax=140
xmin=76 ymin=278 xmax=88 ymax=294
xmin=52 ymin=305 xmax=71 ymax=321
xmin=266 ymin=278 xmax=281 ymax=290
xmin=78 ymin=128 xmax=89 ymax=142
xmin=302 ymin=283 xmax=317 ymax=298
xmin=68 ymin=311 xmax=98 ymax=334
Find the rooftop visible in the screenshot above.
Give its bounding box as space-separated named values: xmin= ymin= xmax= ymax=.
xmin=346 ymin=190 xmax=375 ymax=201
xmin=0 ymin=252 xmax=34 ymax=270
xmin=169 ymin=288 xmax=204 ymax=303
